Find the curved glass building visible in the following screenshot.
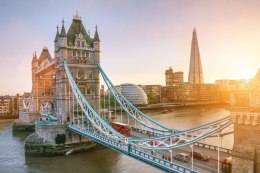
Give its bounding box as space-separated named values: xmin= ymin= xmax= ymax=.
xmin=117 ymin=83 xmax=148 ymax=106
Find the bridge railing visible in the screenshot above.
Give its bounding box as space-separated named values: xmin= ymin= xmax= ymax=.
xmin=132 ymin=127 xmax=232 ymax=154
xmin=131 ymin=127 xmax=163 ymax=137
xmin=69 ymin=124 xmax=128 ymax=151
xmin=130 ymin=148 xmax=199 ymax=173
xmin=69 ymin=124 xmax=199 ymax=173
xmin=194 ymin=142 xmax=232 ymax=154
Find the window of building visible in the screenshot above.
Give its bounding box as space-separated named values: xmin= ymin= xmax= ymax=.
xmin=77 ymin=41 xmax=80 ymax=47
xmin=82 ymin=41 xmax=85 ymax=48
xmin=89 ymin=72 xmax=93 ymax=79
xmin=73 ymin=51 xmax=76 ymax=56
xmin=87 ymin=88 xmax=91 ymax=95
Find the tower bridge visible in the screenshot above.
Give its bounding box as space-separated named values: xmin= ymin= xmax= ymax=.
xmin=21 ymin=14 xmax=260 ymax=173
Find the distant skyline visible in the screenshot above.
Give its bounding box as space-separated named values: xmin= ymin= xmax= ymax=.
xmin=0 ymin=0 xmax=259 ymax=95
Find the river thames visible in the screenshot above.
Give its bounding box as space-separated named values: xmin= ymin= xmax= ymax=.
xmin=0 ymin=106 xmax=232 ymax=173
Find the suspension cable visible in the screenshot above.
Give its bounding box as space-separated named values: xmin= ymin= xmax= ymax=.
xmin=77 ymin=95 xmax=79 ymax=127
xmin=103 ymin=85 xmax=105 ymax=120
xmin=68 ymin=84 xmax=70 ymax=122
xmin=73 ymin=88 xmax=74 ymax=124
xmin=114 ymin=97 xmax=116 ymax=120
xmin=121 ymin=107 xmax=122 ymax=123
xmin=218 ymin=132 xmax=220 ymax=173
xmin=81 ymin=104 xmax=83 ymax=129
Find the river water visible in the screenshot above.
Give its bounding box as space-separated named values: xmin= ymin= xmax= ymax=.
xmin=0 ymin=106 xmax=233 ymax=173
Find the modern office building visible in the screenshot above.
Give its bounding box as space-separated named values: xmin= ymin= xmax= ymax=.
xmin=188 ymin=28 xmax=204 ymax=84
xmin=161 ymin=83 xmax=219 ymax=103
xmin=165 ymin=67 xmax=183 ymax=86
xmin=140 ymin=85 xmax=162 ymax=104
xmin=116 ymin=83 xmax=148 ymax=106
xmin=161 ymin=29 xmax=220 ymax=103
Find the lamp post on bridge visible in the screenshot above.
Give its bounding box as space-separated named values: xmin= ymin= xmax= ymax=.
xmin=190 ymin=144 xmax=194 ymax=172
xmin=169 ymin=137 xmax=173 ymax=163
xmin=217 ymin=131 xmax=220 ymax=173
xmin=169 ymin=149 xmax=173 ymax=163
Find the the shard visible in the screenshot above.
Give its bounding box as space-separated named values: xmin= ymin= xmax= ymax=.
xmin=188 ymin=28 xmax=204 ymax=84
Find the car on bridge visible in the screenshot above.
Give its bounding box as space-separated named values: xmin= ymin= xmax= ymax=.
xmin=172 ymin=153 xmax=190 ymax=163
xmin=190 ymin=150 xmax=210 ymax=161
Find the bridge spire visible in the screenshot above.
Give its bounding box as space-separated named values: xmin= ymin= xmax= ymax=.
xmin=54 ymin=25 xmax=59 ymax=42
xmin=59 ymin=19 xmax=67 ymax=38
xmin=94 ymin=25 xmax=100 ymax=42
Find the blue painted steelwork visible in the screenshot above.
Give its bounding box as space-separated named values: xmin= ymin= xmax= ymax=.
xmin=98 ymin=64 xmax=174 ymax=134
xmin=63 ymin=60 xmax=234 ymax=172
xmin=64 ymin=60 xmax=126 ymax=141
xmin=69 ymin=124 xmax=199 ymax=173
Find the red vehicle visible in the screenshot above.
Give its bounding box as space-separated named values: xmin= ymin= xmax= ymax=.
xmin=112 ymin=122 xmax=131 ymax=137
xmin=148 ymin=140 xmax=160 ymax=146
xmin=222 ymin=157 xmax=232 ymax=173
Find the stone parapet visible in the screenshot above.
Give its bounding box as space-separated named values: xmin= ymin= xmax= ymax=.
xmin=230 ymin=111 xmax=260 ymax=125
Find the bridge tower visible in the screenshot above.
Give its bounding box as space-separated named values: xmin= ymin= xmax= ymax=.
xmin=31 ymin=52 xmax=38 ymax=112
xmin=230 ymin=69 xmax=260 ymax=173
xmin=55 ymin=14 xmax=100 ymax=123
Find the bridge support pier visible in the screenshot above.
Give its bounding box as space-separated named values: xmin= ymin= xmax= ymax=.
xmin=12 ymin=113 xmax=38 ymax=132
xmin=24 ymin=123 xmax=96 ymax=156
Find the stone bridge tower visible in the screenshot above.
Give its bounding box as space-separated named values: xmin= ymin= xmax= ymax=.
xmin=55 ymin=14 xmax=100 ymax=123
xmin=230 ymin=69 xmax=260 ymax=173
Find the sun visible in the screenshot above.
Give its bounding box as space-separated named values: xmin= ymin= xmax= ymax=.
xmin=239 ymin=70 xmax=255 ymax=80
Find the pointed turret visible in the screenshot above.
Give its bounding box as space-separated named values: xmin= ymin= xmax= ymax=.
xmin=94 ymin=25 xmax=100 ymax=42
xmin=32 ymin=52 xmax=37 ymax=61
xmin=31 ymin=52 xmax=38 ymax=64
xmin=59 ymin=19 xmax=67 ymax=38
xmin=38 ymin=47 xmax=52 ymax=65
xmin=54 ymin=25 xmax=59 ymax=42
xmin=188 ymin=28 xmax=204 ymax=84
xmin=66 ymin=14 xmax=90 ymax=47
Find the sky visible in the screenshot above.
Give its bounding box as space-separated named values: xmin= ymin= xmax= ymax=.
xmin=0 ymin=0 xmax=259 ymax=95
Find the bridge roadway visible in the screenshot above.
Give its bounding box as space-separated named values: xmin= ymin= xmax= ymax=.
xmin=69 ymin=124 xmax=231 ymax=173
xmin=131 ymin=128 xmax=231 ymax=173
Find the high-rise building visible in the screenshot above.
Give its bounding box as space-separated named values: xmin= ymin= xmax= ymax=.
xmin=165 ymin=67 xmax=183 ymax=86
xmin=188 ymin=28 xmax=204 ymax=84
xmin=165 ymin=67 xmax=174 ymax=86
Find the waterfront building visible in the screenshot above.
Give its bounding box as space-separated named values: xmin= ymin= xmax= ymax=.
xmin=215 ymin=79 xmax=237 ymax=103
xmin=0 ymin=95 xmax=19 ymax=116
xmin=161 ymin=83 xmax=219 ymax=103
xmin=165 ymin=67 xmax=183 ymax=86
xmin=140 ymin=85 xmax=162 ymax=104
xmin=0 ymin=96 xmax=12 ymax=115
xmin=188 ymin=28 xmax=204 ymax=84
xmin=116 ymin=84 xmax=148 ymax=106
xmin=165 ymin=67 xmax=174 ymax=86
